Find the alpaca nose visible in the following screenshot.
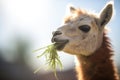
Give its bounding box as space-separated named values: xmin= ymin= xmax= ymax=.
xmin=51 ymin=31 xmax=62 ymax=43
xmin=52 ymin=31 xmax=62 ymax=37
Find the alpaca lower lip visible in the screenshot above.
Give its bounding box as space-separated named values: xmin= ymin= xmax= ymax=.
xmin=54 ymin=40 xmax=68 ymax=50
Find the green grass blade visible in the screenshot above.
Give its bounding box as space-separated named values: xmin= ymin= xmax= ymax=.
xmin=33 ymin=43 xmax=63 ymax=80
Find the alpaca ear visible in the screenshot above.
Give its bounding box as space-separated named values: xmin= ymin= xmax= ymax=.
xmin=69 ymin=6 xmax=76 ymax=13
xmin=99 ymin=1 xmax=113 ymax=27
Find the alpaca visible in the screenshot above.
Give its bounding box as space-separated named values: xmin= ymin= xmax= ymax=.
xmin=51 ymin=1 xmax=119 ymax=80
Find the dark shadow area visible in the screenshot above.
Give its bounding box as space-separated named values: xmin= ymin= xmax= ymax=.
xmin=0 ymin=54 xmax=77 ymax=80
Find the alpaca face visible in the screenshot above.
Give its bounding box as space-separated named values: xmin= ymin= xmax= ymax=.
xmin=52 ymin=2 xmax=113 ymax=56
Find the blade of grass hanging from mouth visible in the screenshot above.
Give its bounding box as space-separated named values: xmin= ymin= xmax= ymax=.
xmin=33 ymin=43 xmax=63 ymax=80
xmin=32 ymin=44 xmax=54 ymax=53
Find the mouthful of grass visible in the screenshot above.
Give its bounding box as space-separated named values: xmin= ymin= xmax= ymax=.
xmin=33 ymin=43 xmax=63 ymax=79
xmin=33 ymin=37 xmax=69 ymax=80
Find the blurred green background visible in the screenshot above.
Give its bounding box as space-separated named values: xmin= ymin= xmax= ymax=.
xmin=0 ymin=0 xmax=120 ymax=80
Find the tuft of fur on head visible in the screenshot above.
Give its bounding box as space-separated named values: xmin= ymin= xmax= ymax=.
xmin=63 ymin=4 xmax=90 ymax=24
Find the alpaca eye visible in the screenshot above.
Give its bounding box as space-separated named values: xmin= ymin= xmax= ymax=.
xmin=78 ymin=25 xmax=90 ymax=32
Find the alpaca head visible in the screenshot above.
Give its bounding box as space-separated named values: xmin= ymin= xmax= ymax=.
xmin=52 ymin=2 xmax=113 ymax=56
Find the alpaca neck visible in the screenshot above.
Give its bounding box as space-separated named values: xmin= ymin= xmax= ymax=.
xmin=75 ymin=34 xmax=119 ymax=80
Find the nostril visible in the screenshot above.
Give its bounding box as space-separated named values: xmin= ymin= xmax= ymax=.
xmin=52 ymin=31 xmax=62 ymax=37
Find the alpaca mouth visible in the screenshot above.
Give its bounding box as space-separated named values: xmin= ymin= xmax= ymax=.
xmin=52 ymin=38 xmax=69 ymax=50
xmin=54 ymin=40 xmax=68 ymax=50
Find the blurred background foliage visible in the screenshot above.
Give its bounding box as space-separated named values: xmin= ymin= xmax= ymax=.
xmin=0 ymin=0 xmax=120 ymax=80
